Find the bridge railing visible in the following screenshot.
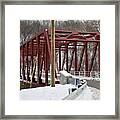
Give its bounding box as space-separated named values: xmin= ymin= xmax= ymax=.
xmin=70 ymin=71 xmax=100 ymax=78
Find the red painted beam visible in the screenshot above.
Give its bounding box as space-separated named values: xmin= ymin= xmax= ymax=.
xmin=39 ymin=55 xmax=43 ymax=84
xmin=22 ymin=44 xmax=25 ymax=80
xmin=98 ymin=43 xmax=100 ymax=73
xmin=89 ymin=43 xmax=98 ymax=75
xmin=38 ymin=38 xmax=100 ymax=42
xmin=31 ymin=40 xmax=33 ymax=80
xmin=44 ymin=29 xmax=51 ymax=58
xmin=85 ymin=42 xmax=88 ymax=76
xmin=26 ymin=42 xmax=29 ymax=81
xmin=66 ymin=44 xmax=68 ymax=72
xmin=74 ymin=42 xmax=77 ymax=72
xmin=68 ymin=47 xmax=75 ymax=71
xmin=59 ymin=46 xmax=61 ymax=71
xmin=55 ymin=30 xmax=72 ymax=33
xmin=55 ymin=30 xmax=99 ymax=35
xmin=37 ymin=36 xmax=40 ymax=83
xmin=44 ymin=34 xmax=49 ymax=86
xmin=62 ymin=50 xmax=66 ymax=70
xmin=54 ymin=38 xmax=100 ymax=42
xmin=20 ymin=52 xmax=22 ymax=78
xmin=77 ymin=46 xmax=85 ymax=71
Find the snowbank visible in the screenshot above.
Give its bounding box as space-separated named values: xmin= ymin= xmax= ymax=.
xmin=75 ymin=86 xmax=100 ymax=100
xmin=59 ymin=70 xmax=72 ymax=77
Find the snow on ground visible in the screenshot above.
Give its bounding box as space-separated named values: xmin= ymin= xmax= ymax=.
xmin=75 ymin=86 xmax=100 ymax=100
xmin=20 ymin=84 xmax=76 ymax=100
xmin=20 ymin=84 xmax=100 ymax=100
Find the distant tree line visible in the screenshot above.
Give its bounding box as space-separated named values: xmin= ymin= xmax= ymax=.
xmin=20 ymin=20 xmax=100 ymax=42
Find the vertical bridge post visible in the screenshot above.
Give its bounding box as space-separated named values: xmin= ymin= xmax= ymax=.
xmin=51 ymin=20 xmax=55 ymax=87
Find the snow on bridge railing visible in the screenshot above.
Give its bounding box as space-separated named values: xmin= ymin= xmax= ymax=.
xmin=70 ymin=71 xmax=100 ymax=78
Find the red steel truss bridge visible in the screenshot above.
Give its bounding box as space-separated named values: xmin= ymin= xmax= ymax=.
xmin=20 ymin=29 xmax=100 ymax=87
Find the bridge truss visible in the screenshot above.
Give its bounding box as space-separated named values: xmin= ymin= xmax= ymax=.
xmin=20 ymin=29 xmax=100 ymax=86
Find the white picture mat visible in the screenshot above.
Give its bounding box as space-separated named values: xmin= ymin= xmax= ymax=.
xmin=5 ymin=5 xmax=115 ymax=115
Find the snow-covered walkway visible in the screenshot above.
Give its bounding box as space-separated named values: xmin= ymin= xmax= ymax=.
xmin=20 ymin=84 xmax=100 ymax=100
xmin=20 ymin=84 xmax=76 ymax=100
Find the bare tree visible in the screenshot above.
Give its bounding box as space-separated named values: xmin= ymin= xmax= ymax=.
xmin=20 ymin=20 xmax=100 ymax=42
